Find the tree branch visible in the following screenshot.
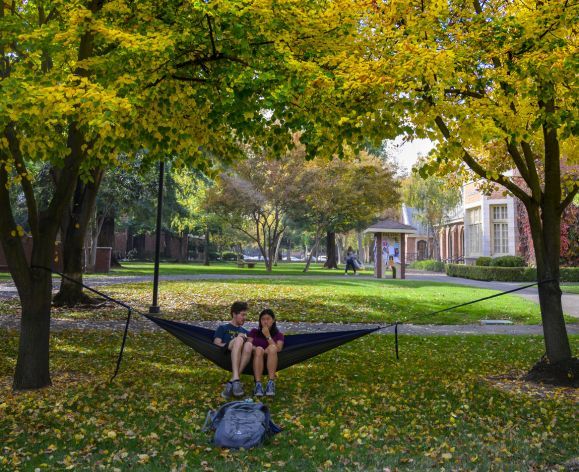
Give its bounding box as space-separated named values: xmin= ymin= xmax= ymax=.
xmin=560 ymin=184 xmax=578 ymax=215
xmin=4 ymin=124 xmax=39 ymax=239
xmin=0 ymin=155 xmax=31 ymax=288
xmin=505 ymin=138 xmax=530 ymax=181
xmin=433 ymin=115 xmax=531 ymax=205
xmin=206 ymin=14 xmax=217 ymax=56
xmin=520 ymin=140 xmax=542 ymax=203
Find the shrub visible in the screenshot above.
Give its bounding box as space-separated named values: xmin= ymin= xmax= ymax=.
xmin=221 ymin=251 xmax=241 ymax=261
xmin=209 ymin=251 xmax=221 ymax=261
xmin=475 ymin=257 xmax=492 ymax=266
xmin=446 ymin=264 xmax=579 ymax=282
xmin=489 ymin=256 xmax=526 ymax=267
xmin=560 ymin=267 xmax=579 ymax=282
xmin=409 ymin=259 xmax=446 ymax=272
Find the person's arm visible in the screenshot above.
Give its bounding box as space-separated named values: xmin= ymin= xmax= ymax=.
xmin=214 ymin=337 xmax=226 ymax=347
xmin=213 ymin=326 xmax=226 ymax=347
xmin=263 ymin=330 xmax=283 ymax=352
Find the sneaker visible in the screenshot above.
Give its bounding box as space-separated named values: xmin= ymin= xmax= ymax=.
xmin=232 ymin=379 xmax=244 ymax=397
xmin=265 ymin=379 xmax=275 ymax=397
xmin=254 ymin=381 xmax=264 ymax=397
xmin=221 ymin=381 xmax=233 ymax=399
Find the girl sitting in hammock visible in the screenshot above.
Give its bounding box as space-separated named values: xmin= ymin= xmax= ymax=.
xmin=248 ymin=309 xmax=284 ymax=397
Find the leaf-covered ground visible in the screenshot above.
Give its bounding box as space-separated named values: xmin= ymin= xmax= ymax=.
xmin=1 ymin=330 xmax=577 ymax=471
xmin=0 ymin=278 xmax=558 ymax=325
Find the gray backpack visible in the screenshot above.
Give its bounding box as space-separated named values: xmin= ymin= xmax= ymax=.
xmin=203 ymin=400 xmax=281 ymax=449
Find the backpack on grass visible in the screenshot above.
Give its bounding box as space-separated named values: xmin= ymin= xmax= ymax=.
xmin=202 ymin=400 xmax=282 ymax=449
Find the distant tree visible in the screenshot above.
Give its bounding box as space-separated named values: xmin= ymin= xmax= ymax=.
xmin=205 ymin=147 xmax=303 ymax=271
xmin=287 ymin=150 xmax=399 ymax=272
xmin=401 ymin=172 xmax=462 ymax=261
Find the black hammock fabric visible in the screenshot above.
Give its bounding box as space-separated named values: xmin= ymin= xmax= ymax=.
xmin=146 ymin=315 xmax=381 ymax=375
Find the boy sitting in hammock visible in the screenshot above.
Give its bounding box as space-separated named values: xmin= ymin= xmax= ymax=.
xmin=213 ymin=301 xmax=254 ymax=398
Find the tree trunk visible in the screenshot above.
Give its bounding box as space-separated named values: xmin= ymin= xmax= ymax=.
xmin=53 ymin=169 xmax=103 ymax=306
xmin=273 ymin=230 xmax=284 ymax=266
xmin=286 ymin=238 xmax=291 ymax=262
xmin=303 ymin=229 xmax=322 ymax=272
xmin=324 ymin=231 xmax=338 ymax=269
xmin=357 ymin=231 xmax=365 ymax=263
xmin=98 ymin=213 xmax=121 ymax=268
xmin=13 ymin=265 xmax=53 ymax=390
xmin=204 ymin=227 xmax=210 ymax=266
xmin=526 ymin=201 xmax=572 ymax=364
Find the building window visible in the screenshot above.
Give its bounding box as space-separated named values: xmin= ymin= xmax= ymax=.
xmin=466 ymin=207 xmax=482 ymax=256
xmin=492 ymin=205 xmax=509 ymax=254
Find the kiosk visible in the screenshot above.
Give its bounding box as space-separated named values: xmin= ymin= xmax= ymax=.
xmin=364 ymin=220 xmax=417 ymax=279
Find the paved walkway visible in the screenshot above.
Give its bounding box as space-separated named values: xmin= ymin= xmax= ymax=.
xmin=2 ymin=316 xmax=577 ymax=335
xmin=406 ymin=270 xmax=579 ymax=317
xmin=1 ymin=270 xmax=578 ymax=336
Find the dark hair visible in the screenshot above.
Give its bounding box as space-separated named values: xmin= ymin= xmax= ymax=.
xmin=230 ymin=301 xmax=248 ymax=316
xmin=257 ymin=308 xmax=279 ymax=338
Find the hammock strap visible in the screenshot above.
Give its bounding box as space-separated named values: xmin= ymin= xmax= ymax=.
xmin=394 ymin=323 xmax=399 ymax=361
xmin=111 ymin=308 xmax=132 ymax=382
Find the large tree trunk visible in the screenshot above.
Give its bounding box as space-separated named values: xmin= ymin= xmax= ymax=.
xmin=527 ymin=204 xmax=571 ymax=364
xmin=53 ymin=169 xmax=103 ymax=307
xmin=324 ymin=231 xmax=338 ymax=269
xmin=14 ymin=266 xmax=53 ymax=390
xmin=522 ymin=98 xmax=574 ymax=382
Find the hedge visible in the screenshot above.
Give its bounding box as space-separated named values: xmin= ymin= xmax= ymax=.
xmin=221 ymin=251 xmax=242 ymax=261
xmin=475 ymin=257 xmax=492 ymax=267
xmin=475 ymin=256 xmax=526 ymax=267
xmin=409 ymin=259 xmax=446 ymax=272
xmin=446 ymin=264 xmax=579 ymax=282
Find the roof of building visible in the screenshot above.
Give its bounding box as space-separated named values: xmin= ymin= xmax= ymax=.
xmin=364 ymin=219 xmax=417 ymax=234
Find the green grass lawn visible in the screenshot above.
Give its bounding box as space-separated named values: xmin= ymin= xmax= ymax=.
xmin=560 ymin=284 xmax=579 ymax=295
xmin=1 ymin=277 xmax=566 ymax=325
xmin=0 ymin=261 xmax=368 ymax=281
xmin=108 ymin=261 xmax=374 ymax=277
xmin=1 ymin=330 xmax=577 ymax=471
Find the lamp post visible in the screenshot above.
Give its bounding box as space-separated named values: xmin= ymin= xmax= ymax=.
xmin=149 ymin=159 xmax=164 ymax=314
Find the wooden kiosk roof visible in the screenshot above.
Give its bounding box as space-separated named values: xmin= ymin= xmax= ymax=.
xmin=364 ymin=219 xmax=417 ymax=235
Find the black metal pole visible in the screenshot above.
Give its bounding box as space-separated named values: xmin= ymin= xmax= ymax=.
xmin=149 ymin=160 xmax=164 ymax=314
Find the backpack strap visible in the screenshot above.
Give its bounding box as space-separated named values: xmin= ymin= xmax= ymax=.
xmin=258 ymin=403 xmax=283 ymax=435
xmin=202 ymin=409 xmax=216 ymax=432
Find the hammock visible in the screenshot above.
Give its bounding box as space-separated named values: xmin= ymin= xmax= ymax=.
xmin=146 ymin=315 xmax=382 ymax=375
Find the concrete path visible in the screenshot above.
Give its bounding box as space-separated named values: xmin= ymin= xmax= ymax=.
xmin=405 ymin=270 xmax=579 ymax=318
xmin=2 ymin=316 xmax=578 ymax=336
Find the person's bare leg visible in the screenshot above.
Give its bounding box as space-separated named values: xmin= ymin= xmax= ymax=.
xmin=229 ymin=337 xmax=245 ymax=381
xmin=265 ymin=344 xmax=278 ymax=379
xmin=239 ymin=341 xmax=254 ymax=376
xmin=253 ymin=347 xmax=265 ymax=382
